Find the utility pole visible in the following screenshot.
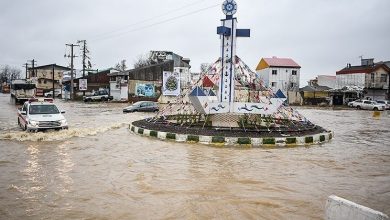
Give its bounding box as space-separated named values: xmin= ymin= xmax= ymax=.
xmin=28 ymin=59 xmax=37 ymax=78
xmin=22 ymin=63 xmax=29 ymax=79
xmin=52 ymin=64 xmax=55 ymax=99
xmin=65 ymin=44 xmax=79 ymax=100
xmin=78 ymin=40 xmax=87 ymax=96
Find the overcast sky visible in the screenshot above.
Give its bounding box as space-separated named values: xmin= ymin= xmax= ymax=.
xmin=1 ymin=0 xmax=389 ymax=85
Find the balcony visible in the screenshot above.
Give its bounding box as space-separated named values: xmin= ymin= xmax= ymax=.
xmin=365 ymin=81 xmax=388 ymax=89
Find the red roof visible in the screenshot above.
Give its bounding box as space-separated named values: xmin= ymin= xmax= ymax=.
xmin=264 ymin=57 xmax=301 ymax=68
xmin=336 ymin=64 xmax=390 ymax=75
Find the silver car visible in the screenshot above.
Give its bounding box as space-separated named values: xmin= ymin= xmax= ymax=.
xmin=356 ymin=100 xmax=385 ymax=111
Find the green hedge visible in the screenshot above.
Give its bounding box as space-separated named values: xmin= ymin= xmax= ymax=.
xmin=166 ymin=133 xmax=176 ymax=140
xmin=131 ymin=126 xmax=135 ymax=132
xmin=263 ymin=138 xmax=275 ymax=145
xmin=187 ymin=135 xmax=199 ymax=142
xmin=305 ymin=136 xmax=313 ymax=143
xmin=138 ymin=128 xmax=144 ymax=134
xmin=329 ymin=133 xmax=333 ymax=140
xmin=212 ymin=136 xmax=225 ymax=143
xmin=320 ymin=135 xmax=325 ymax=142
xmin=150 ymin=130 xmax=158 ymax=137
xmin=286 ymin=137 xmax=296 ymax=144
xmin=238 ymin=137 xmax=251 ymax=145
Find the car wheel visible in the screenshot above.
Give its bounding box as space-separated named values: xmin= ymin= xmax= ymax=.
xmin=101 ymin=97 xmax=106 ymax=101
xmin=47 ymin=94 xmax=52 ymax=97
xmin=154 ymin=109 xmax=159 ymax=112
xmin=23 ymin=124 xmax=27 ymax=131
xmin=373 ymin=107 xmax=378 ymax=111
xmin=357 ymin=106 xmax=361 ymax=110
xmin=17 ymin=118 xmax=20 ymax=126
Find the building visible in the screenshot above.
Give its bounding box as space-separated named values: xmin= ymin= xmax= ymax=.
xmin=62 ymin=68 xmax=117 ymax=98
xmin=108 ymin=71 xmax=129 ymax=101
xmin=150 ymin=51 xmax=191 ymax=87
xmin=28 ymin=64 xmax=70 ymax=95
xmin=256 ymin=56 xmax=301 ymax=97
xmin=336 ymin=58 xmax=390 ymax=101
xmin=300 ymin=85 xmax=332 ymax=105
xmin=127 ymin=60 xmax=174 ymax=102
xmin=309 ymin=75 xmax=336 ymax=89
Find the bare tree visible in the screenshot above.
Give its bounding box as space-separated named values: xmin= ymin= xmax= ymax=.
xmin=115 ymin=59 xmax=127 ymax=71
xmin=0 ymin=65 xmax=21 ymax=83
xmin=133 ymin=53 xmax=152 ymax=69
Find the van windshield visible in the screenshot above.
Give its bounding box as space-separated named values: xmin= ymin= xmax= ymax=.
xmin=29 ymin=105 xmax=60 ymax=114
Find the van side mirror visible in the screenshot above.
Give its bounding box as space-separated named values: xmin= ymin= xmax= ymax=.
xmin=61 ymin=110 xmax=66 ymax=114
xmin=20 ymin=111 xmax=26 ymax=115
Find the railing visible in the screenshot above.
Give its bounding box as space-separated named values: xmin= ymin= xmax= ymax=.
xmin=365 ymin=81 xmax=388 ymax=89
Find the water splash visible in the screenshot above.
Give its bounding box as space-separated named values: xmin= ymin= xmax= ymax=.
xmin=0 ymin=123 xmax=126 ymax=142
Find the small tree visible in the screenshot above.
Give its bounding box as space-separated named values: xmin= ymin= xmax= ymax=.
xmin=0 ymin=65 xmax=21 ymax=83
xmin=133 ymin=53 xmax=152 ymax=69
xmin=115 ymin=59 xmax=127 ymax=71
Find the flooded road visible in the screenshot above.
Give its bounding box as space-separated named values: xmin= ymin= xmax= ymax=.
xmin=0 ymin=93 xmax=389 ymax=219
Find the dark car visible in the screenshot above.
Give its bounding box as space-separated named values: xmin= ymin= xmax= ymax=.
xmin=123 ymin=101 xmax=159 ymax=113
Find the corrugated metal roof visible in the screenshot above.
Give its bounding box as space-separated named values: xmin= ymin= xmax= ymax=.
xmin=263 ymin=57 xmax=301 ymax=68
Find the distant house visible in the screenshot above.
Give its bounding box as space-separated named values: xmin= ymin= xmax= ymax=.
xmin=28 ymin=64 xmax=70 ymax=95
xmin=336 ymin=58 xmax=390 ymax=100
xmin=256 ymin=56 xmax=301 ymax=97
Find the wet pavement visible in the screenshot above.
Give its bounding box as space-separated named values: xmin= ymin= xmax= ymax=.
xmin=0 ymin=93 xmax=389 ymax=219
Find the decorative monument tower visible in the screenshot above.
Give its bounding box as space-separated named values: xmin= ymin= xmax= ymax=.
xmin=217 ymin=0 xmax=250 ymax=112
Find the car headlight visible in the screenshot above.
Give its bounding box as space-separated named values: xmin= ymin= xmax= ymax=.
xmin=29 ymin=120 xmax=38 ymax=126
xmin=60 ymin=119 xmax=67 ymax=125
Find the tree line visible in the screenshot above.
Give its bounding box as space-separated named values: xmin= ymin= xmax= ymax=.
xmin=0 ymin=65 xmax=21 ymax=84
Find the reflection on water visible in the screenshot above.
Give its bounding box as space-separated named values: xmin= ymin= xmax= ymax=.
xmin=0 ymin=93 xmax=389 ymax=219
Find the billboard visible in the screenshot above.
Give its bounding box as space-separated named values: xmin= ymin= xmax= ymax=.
xmin=162 ymin=71 xmax=180 ymax=96
xmin=79 ymin=79 xmax=87 ymax=91
xmin=135 ymin=83 xmax=155 ymax=97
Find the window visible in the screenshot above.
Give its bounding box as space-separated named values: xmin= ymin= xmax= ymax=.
xmin=272 ymin=70 xmax=277 ymax=75
xmin=271 ymin=82 xmax=277 ymax=87
xmin=290 ymin=83 xmax=295 ymax=88
xmin=380 ymin=74 xmax=387 ymax=82
xmin=371 ymin=73 xmax=375 ymax=81
xmin=292 ymin=70 xmax=297 ymax=75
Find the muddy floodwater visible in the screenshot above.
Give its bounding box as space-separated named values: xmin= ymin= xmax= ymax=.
xmin=0 ymin=93 xmax=389 ymax=219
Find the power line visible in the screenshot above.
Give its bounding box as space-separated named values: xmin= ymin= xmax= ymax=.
xmin=91 ymin=3 xmax=219 ymax=42
xmin=89 ymin=0 xmax=209 ymax=41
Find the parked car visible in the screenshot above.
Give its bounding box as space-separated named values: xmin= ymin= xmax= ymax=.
xmin=375 ymin=100 xmax=390 ymax=110
xmin=83 ymin=90 xmax=113 ymax=102
xmin=123 ymin=101 xmax=159 ymax=113
xmin=347 ymin=99 xmax=363 ymax=107
xmin=355 ymin=100 xmax=385 ymax=111
xmin=44 ymin=89 xmax=62 ymax=98
xmin=17 ymin=98 xmax=68 ymax=132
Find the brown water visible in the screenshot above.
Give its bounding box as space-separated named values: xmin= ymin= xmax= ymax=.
xmin=0 ymin=93 xmax=389 ymax=220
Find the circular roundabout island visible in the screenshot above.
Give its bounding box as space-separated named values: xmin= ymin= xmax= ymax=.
xmin=129 ymin=0 xmax=332 ymax=148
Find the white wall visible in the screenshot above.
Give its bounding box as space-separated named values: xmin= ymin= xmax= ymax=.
xmin=336 ymin=73 xmax=365 ymax=89
xmin=257 ymin=67 xmax=300 ymax=96
xmin=317 ymin=75 xmax=336 ymax=88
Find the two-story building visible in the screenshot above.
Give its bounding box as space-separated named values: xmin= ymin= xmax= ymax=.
xmin=28 ymin=64 xmax=70 ymax=95
xmin=336 ymin=59 xmax=390 ymax=101
xmin=255 ymin=56 xmax=301 ymax=98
